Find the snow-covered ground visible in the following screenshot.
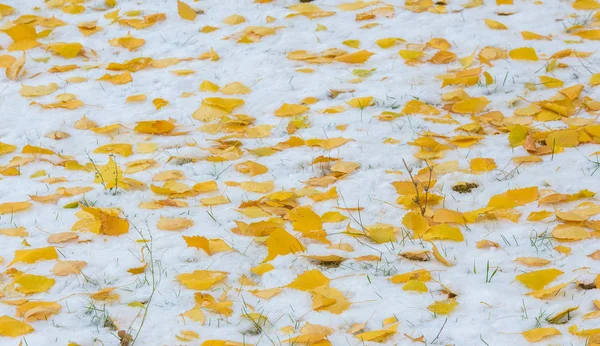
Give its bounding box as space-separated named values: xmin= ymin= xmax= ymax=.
xmin=1 ymin=0 xmax=600 ymax=345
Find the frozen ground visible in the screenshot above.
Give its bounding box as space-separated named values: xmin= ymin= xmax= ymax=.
xmin=0 ymin=0 xmax=600 ymax=345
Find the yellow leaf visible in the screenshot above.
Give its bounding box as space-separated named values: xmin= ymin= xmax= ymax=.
xmin=153 ymin=98 xmax=169 ymax=110
xmin=127 ymin=264 xmax=148 ymax=275
xmin=97 ymin=72 xmax=132 ymax=85
xmin=0 ymin=4 xmax=15 ymax=16
xmin=546 ymin=306 xmax=579 ymax=324
xmin=470 ymin=158 xmax=497 ymax=173
xmin=200 ymin=80 xmax=220 ymax=92
xmin=355 ymin=323 xmax=397 ymax=342
xmin=221 ymin=82 xmax=251 ymax=95
xmin=508 ymin=124 xmax=528 ymax=148
xmin=183 ymin=307 xmax=205 ymax=323
xmin=515 ymin=257 xmax=551 ymax=267
xmin=0 ymin=142 xmax=17 ymax=155
xmin=422 ymin=224 xmax=464 ymax=241
xmin=16 ymin=301 xmax=61 ymax=322
xmin=235 ymin=161 xmax=268 ymax=176
xmin=338 ymin=1 xmax=375 ymax=11
xmin=178 ymin=0 xmax=197 ymax=21
xmin=555 ymin=245 xmax=571 ymax=255
xmin=0 ymin=227 xmax=27 ymax=237
xmin=289 ymin=206 xmax=322 ymax=232
xmin=546 ymin=130 xmax=579 ymax=148
xmin=90 ymin=288 xmax=119 ymax=302
xmin=376 ymin=37 xmax=402 ymax=48
xmin=334 ymin=50 xmax=374 ymax=64
xmin=365 ymin=223 xmax=397 ymax=243
xmin=47 ymin=42 xmax=83 ymax=59
xmin=306 ymin=137 xmax=352 ymax=149
xmin=20 ymin=83 xmax=58 ymax=97
xmin=6 ymin=53 xmax=26 ymax=81
xmin=527 ymin=210 xmax=553 ymax=221
xmin=0 ymin=201 xmax=32 ymax=215
xmin=569 ymin=325 xmax=600 ymax=337
xmin=191 ymin=181 xmax=217 ymax=193
xmin=223 ymin=14 xmax=246 ymax=25
xmin=509 ymin=47 xmax=539 ymax=61
xmin=515 ymin=268 xmax=563 ymax=290
xmin=521 ymin=31 xmax=551 ymax=40
xmin=134 ymin=120 xmax=175 ymax=134
xmin=347 ymin=96 xmax=374 ymax=108
xmin=403 ymin=280 xmax=428 ymax=292
xmin=94 ymin=156 xmax=124 ymax=190
xmin=484 ymin=19 xmax=507 ymax=30
xmin=10 ymin=247 xmax=58 ymax=265
xmin=539 ymin=76 xmax=564 ymax=88
xmin=200 ymin=195 xmax=230 ymax=206
xmin=22 ymin=144 xmax=55 ymax=155
xmin=555 ymin=210 xmax=587 ymax=222
xmin=264 ymin=228 xmax=305 ymax=262
xmin=574 ymin=29 xmax=600 ymax=40
xmin=487 ymin=187 xmax=538 ymax=209
xmin=239 ymin=181 xmax=274 ymax=193
xmin=552 ymin=225 xmax=589 ymax=241
xmin=176 ymin=330 xmax=200 ymax=342
xmin=157 ymin=216 xmax=193 ymax=231
xmin=522 ymin=327 xmax=561 ymax=342
xmin=94 ymin=143 xmax=133 ymax=157
xmin=14 ymin=274 xmax=55 ymax=295
xmin=399 ymin=50 xmax=424 ymax=61
xmin=183 ymin=236 xmax=232 ymax=255
xmin=321 ymin=211 xmax=347 ymax=223
xmin=288 ymin=270 xmax=329 ymax=291
xmin=201 ymin=25 xmax=219 ymax=33
xmin=310 ymin=286 xmax=351 ymax=314
xmin=203 ymin=97 xmax=244 ymax=113
xmin=250 ymin=263 xmax=274 ymax=276
xmin=452 ymin=97 xmax=490 ymax=114
xmin=427 ymin=299 xmax=458 ymax=315
xmin=0 ymin=316 xmax=34 ymax=337
xmin=110 ymin=34 xmax=145 ymax=51
xmin=431 ymin=241 xmax=453 ymax=266
xmin=177 ymin=270 xmax=228 ymax=290
xmin=53 ymin=260 xmax=87 ymax=276
xmin=390 ymin=269 xmax=431 ymax=284
xmin=74 ymin=206 xmax=129 ymax=236
xmin=592 ymin=73 xmax=600 ymax=86
xmin=342 ymin=39 xmax=360 ymax=49
xmin=274 ymin=103 xmax=309 ymax=117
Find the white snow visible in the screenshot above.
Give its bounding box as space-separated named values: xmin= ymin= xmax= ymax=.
xmin=1 ymin=0 xmax=600 ymax=345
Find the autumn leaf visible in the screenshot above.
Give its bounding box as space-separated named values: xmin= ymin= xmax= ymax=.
xmin=0 ymin=316 xmax=34 ymax=337
xmin=0 ymin=201 xmax=32 ymax=215
xmin=355 ymin=323 xmax=397 ymax=342
xmin=522 ymin=327 xmax=561 ymax=342
xmin=157 ymin=216 xmax=193 ymax=231
xmin=487 ymin=187 xmax=539 ymax=209
xmin=10 ymin=247 xmax=58 ymax=265
xmin=178 ymin=0 xmax=197 ymax=21
xmin=263 ymin=228 xmax=306 ymax=262
xmin=6 ymin=53 xmax=25 ymax=80
xmin=427 ymin=299 xmax=458 ymax=315
xmin=14 ymin=274 xmax=55 ymax=295
xmin=515 ymin=268 xmax=563 ymax=290
xmin=177 ymin=270 xmax=228 ymax=290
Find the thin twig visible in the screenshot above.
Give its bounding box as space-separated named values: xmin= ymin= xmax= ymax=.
xmin=431 ymin=318 xmax=448 ymax=343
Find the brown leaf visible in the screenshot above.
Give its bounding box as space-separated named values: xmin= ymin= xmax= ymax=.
xmin=524 ymin=134 xmax=537 ymax=153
